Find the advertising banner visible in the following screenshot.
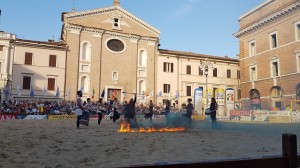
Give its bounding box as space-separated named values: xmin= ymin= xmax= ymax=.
xmin=24 ymin=115 xmax=47 ymax=120
xmin=216 ymin=88 xmax=225 ymax=116
xmin=194 ymin=87 xmax=203 ymax=115
xmin=48 ymin=115 xmax=76 ymax=120
xmin=225 ymin=88 xmax=235 ymax=116
xmin=0 ymin=115 xmax=17 ymax=120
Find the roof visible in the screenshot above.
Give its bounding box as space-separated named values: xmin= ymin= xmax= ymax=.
xmin=158 ymin=49 xmax=239 ymax=63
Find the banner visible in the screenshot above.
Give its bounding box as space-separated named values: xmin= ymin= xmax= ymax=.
xmin=0 ymin=115 xmax=17 ymax=120
xmin=194 ymin=88 xmax=203 ymax=115
xmin=216 ymin=88 xmax=225 ymax=116
xmin=225 ymin=88 xmax=235 ymax=116
xmin=24 ymin=115 xmax=47 ymax=120
xmin=48 ymin=115 xmax=76 ymax=120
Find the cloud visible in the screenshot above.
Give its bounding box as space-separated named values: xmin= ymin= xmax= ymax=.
xmin=169 ymin=0 xmax=202 ymax=17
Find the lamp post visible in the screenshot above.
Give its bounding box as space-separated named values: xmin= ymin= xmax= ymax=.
xmin=200 ymin=58 xmax=214 ymax=109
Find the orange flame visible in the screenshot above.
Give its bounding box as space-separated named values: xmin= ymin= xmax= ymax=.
xmin=118 ymin=122 xmax=186 ymax=133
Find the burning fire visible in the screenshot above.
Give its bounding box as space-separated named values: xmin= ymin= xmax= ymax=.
xmin=118 ymin=122 xmax=186 ymax=133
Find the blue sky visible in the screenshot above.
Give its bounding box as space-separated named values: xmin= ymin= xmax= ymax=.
xmin=0 ymin=0 xmax=265 ymax=58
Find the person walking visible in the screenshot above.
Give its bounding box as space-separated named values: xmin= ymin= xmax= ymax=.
xmin=164 ymin=100 xmax=171 ymax=126
xmin=111 ymin=97 xmax=120 ymax=123
xmin=75 ymin=91 xmax=85 ymax=128
xmin=97 ymin=98 xmax=105 ymax=125
xmin=145 ymin=100 xmax=154 ymax=123
xmin=210 ymin=97 xmax=218 ymax=128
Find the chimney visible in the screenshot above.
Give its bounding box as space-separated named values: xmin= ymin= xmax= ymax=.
xmin=113 ymin=0 xmax=120 ymax=6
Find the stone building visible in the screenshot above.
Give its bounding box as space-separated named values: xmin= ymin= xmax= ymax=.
xmin=0 ymin=31 xmax=15 ymax=102
xmin=234 ymin=0 xmax=300 ymax=110
xmin=11 ymin=39 xmax=67 ymax=100
xmin=61 ymin=0 xmax=160 ymax=103
xmin=157 ymin=49 xmax=240 ymax=116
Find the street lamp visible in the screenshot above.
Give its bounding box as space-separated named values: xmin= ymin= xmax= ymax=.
xmin=200 ymin=58 xmax=214 ymax=109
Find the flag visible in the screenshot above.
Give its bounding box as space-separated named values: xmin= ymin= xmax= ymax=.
xmin=158 ymin=91 xmax=162 ymax=97
xmin=147 ymin=90 xmax=153 ymax=99
xmin=56 ymin=86 xmax=60 ymax=98
xmin=30 ymin=85 xmax=34 ymax=97
xmin=4 ymin=82 xmax=10 ymax=96
xmin=175 ymin=91 xmax=179 ymax=99
xmin=112 ymin=89 xmax=117 ymax=97
xmin=67 ymin=88 xmax=71 ymax=98
xmin=17 ymin=84 xmax=21 ymax=97
xmin=80 ymin=87 xmax=83 ymax=92
xmin=92 ymin=88 xmax=95 ymax=99
xmin=142 ymin=91 xmax=145 ymax=100
xmin=43 ymin=85 xmax=47 ymax=98
xmin=101 ymin=89 xmax=105 ymax=98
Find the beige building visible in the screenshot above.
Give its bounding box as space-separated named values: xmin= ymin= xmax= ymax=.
xmin=11 ymin=39 xmax=67 ymax=100
xmin=0 ymin=31 xmax=16 ymax=102
xmin=157 ymin=49 xmax=240 ymax=116
xmin=61 ymin=1 xmax=160 ymax=102
xmin=234 ymin=0 xmax=300 ymax=110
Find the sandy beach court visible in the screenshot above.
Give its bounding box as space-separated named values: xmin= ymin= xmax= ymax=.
xmin=0 ymin=118 xmax=299 ymax=168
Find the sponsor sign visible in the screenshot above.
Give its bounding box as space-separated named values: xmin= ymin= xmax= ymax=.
xmin=48 ymin=115 xmax=76 ymax=120
xmin=24 ymin=115 xmax=47 ymax=120
xmin=0 ymin=115 xmax=17 ymax=120
xmin=230 ymin=110 xmax=251 ymax=116
xmin=192 ymin=115 xmax=205 ymax=120
xmin=225 ymin=88 xmax=235 ymax=116
xmin=194 ymin=88 xmax=203 ymax=116
xmin=268 ymin=116 xmax=290 ymax=123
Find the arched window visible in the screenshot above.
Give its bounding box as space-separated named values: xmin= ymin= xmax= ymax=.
xmin=138 ymin=49 xmax=147 ymax=67
xmin=112 ymin=71 xmax=118 ymax=81
xmin=81 ymin=41 xmax=91 ymax=61
xmin=138 ymin=80 xmax=146 ymax=94
xmin=249 ymin=89 xmax=261 ymax=110
xmin=270 ymin=86 xmax=283 ymax=110
xmin=80 ymin=75 xmax=90 ymax=93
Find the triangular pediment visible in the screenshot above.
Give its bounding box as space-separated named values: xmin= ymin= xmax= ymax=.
xmin=63 ymin=5 xmax=160 ymax=37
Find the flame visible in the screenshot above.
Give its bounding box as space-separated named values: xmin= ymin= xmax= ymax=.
xmin=118 ymin=122 xmax=186 ymax=133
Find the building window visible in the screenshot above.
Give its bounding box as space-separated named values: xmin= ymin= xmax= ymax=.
xmin=237 ymin=89 xmax=241 ymax=99
xmin=227 ymin=69 xmax=231 ymax=78
xmin=163 ymin=84 xmax=170 ymax=93
xmin=47 ymin=78 xmax=55 ymax=91
xmin=269 ymin=32 xmax=278 ymax=49
xmin=49 ymin=55 xmax=56 ymax=67
xmin=237 ymin=70 xmax=240 ymax=79
xmin=113 ymin=18 xmax=120 ymax=29
xmin=81 ymin=41 xmax=91 ymax=61
xmin=138 ymin=80 xmax=146 ymax=94
xmin=25 ymin=52 xmax=33 ymax=65
xmin=270 ymin=58 xmax=279 ymax=77
xmin=213 ymin=68 xmax=217 ymax=77
xmin=186 ymin=65 xmax=191 ymax=75
xmin=0 ymin=62 xmax=2 ymax=73
xmin=0 ymin=45 xmax=3 ymax=51
xmin=138 ymin=50 xmax=147 ymax=67
xmin=249 ymin=40 xmax=256 ymax=56
xmin=22 ymin=76 xmax=31 ymax=90
xmin=297 ymin=53 xmax=300 ymax=72
xmin=296 ymin=22 xmax=300 ymax=41
xmin=250 ymin=65 xmax=257 ymax=81
xmin=213 ymin=88 xmax=217 ymax=98
xmin=80 ymin=75 xmax=90 ymax=93
xmin=199 ymin=67 xmax=203 ymax=76
xmin=186 ymin=86 xmax=192 ymax=96
xmin=163 ymin=62 xmax=173 ymax=73
xmin=81 ymin=64 xmax=90 ymax=72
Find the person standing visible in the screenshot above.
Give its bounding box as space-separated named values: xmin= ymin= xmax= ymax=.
xmin=164 ymin=100 xmax=171 ymax=126
xmin=186 ymin=98 xmax=194 ymax=127
xmin=75 ymin=91 xmax=85 ymax=128
xmin=124 ymin=93 xmax=138 ymax=128
xmin=97 ymin=98 xmax=105 ymax=125
xmin=111 ymin=97 xmax=120 ymax=123
xmin=145 ymin=100 xmax=154 ymax=123
xmin=210 ymin=97 xmax=218 ymax=128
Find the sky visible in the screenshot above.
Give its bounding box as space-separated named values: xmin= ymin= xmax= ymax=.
xmin=0 ymin=0 xmax=265 ymax=58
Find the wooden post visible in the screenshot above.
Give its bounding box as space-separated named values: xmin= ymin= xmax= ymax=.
xmin=282 ymin=133 xmax=297 ymax=168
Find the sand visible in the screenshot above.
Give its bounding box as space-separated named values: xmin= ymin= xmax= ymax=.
xmin=0 ymin=118 xmax=299 ymax=168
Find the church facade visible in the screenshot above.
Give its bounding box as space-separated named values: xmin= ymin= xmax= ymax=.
xmin=61 ymin=1 xmax=160 ymax=103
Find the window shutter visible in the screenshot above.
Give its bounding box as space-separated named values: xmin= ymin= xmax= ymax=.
xmin=49 ymin=55 xmax=56 ymax=67
xmin=25 ymin=53 xmax=32 ymax=65
xmin=48 ymin=78 xmax=55 ymax=91
xmin=171 ymin=63 xmax=173 ymax=72
xmin=23 ymin=76 xmax=31 ymax=89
